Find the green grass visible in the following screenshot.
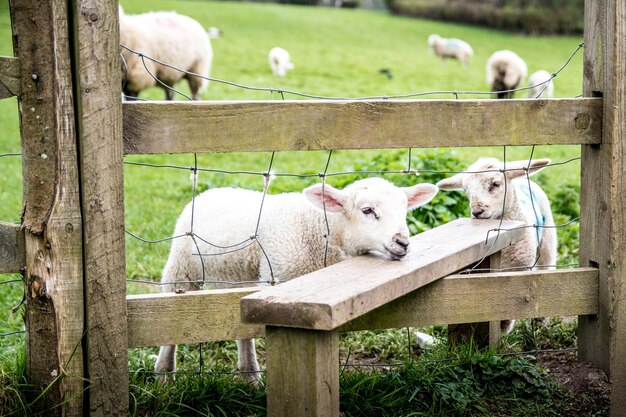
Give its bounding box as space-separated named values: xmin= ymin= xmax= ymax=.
xmin=0 ymin=1 xmax=586 ymax=415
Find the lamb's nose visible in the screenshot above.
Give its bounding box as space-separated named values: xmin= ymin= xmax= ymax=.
xmin=472 ymin=209 xmax=484 ymax=218
xmin=393 ymin=233 xmax=409 ymax=249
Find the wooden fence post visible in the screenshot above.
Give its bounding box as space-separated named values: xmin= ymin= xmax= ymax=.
xmin=69 ymin=0 xmax=128 ymax=415
xmin=266 ymin=327 xmax=340 ymax=417
xmin=579 ymin=0 xmax=626 ymax=415
xmin=9 ymin=1 xmax=84 ymax=415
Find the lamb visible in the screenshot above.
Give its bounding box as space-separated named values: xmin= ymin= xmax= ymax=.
xmin=427 ymin=34 xmax=474 ymax=67
xmin=526 ymin=70 xmax=555 ymax=98
xmin=154 ymin=177 xmax=439 ymax=381
xmin=119 ymin=6 xmax=213 ymax=100
xmin=436 ymin=158 xmax=557 ymax=333
xmin=486 ymin=50 xmax=528 ymax=99
xmin=268 ymin=47 xmax=294 ymax=77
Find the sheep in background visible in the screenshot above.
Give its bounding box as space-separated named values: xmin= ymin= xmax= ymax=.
xmin=427 ymin=34 xmax=474 ymax=67
xmin=155 ymin=177 xmax=439 ymax=382
xmin=486 ymin=50 xmax=528 ymax=99
xmin=268 ymin=47 xmax=294 ymax=77
xmin=207 ymin=26 xmax=222 ymax=39
xmin=437 ymin=158 xmax=557 ymax=333
xmin=119 ymin=6 xmax=213 ymax=100
xmin=526 ymin=70 xmax=555 ymax=98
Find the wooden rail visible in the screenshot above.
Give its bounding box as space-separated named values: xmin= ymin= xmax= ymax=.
xmin=0 ymin=56 xmax=20 ymax=100
xmin=126 ymin=268 xmax=598 ymax=347
xmin=0 ymin=222 xmax=24 ymax=274
xmin=122 ymin=98 xmax=602 ymax=155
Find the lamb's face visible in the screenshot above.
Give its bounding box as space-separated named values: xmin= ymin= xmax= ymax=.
xmin=303 ymin=178 xmax=438 ymax=261
xmin=460 ymin=170 xmax=508 ymax=220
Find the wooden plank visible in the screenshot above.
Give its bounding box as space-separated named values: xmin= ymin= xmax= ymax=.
xmin=341 ymin=268 xmax=598 ymax=331
xmin=10 ymin=1 xmax=84 ymax=415
xmin=122 ymin=98 xmax=602 ymax=155
xmin=241 ymin=218 xmax=525 ymax=331
xmin=69 ymin=0 xmax=128 ymax=415
xmin=266 ymin=327 xmax=339 ymax=417
xmin=126 ymin=268 xmax=598 ymax=347
xmin=0 ymin=56 xmax=20 ymax=99
xmin=127 ymin=288 xmax=263 ymax=347
xmin=0 ymin=222 xmax=24 ymax=274
xmin=579 ymin=1 xmax=626 ymax=415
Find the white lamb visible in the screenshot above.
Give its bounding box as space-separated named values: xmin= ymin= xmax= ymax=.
xmin=268 ymin=47 xmax=294 ymax=77
xmin=526 ymin=70 xmax=555 ymax=98
xmin=437 ymin=158 xmax=557 ymax=332
xmin=486 ymin=50 xmax=528 ymax=99
xmin=427 ymin=34 xmax=474 ymax=67
xmin=119 ymin=6 xmax=213 ymax=100
xmin=154 ymin=177 xmax=439 ymax=381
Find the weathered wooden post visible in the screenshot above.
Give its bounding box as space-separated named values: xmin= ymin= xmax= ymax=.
xmin=9 ymin=0 xmax=127 ymax=415
xmin=578 ymin=0 xmax=626 ymax=415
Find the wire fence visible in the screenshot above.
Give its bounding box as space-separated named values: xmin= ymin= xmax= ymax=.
xmin=1 ymin=39 xmax=585 ymax=380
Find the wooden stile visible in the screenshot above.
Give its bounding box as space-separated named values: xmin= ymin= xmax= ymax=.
xmin=122 ymin=98 xmax=602 ymax=155
xmin=579 ymin=1 xmax=626 ymax=415
xmin=242 ymin=218 xmax=525 ymax=330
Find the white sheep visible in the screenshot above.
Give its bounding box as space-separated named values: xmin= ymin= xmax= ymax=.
xmin=486 ymin=50 xmax=528 ymax=99
xmin=436 ymin=158 xmax=557 ymax=333
xmin=268 ymin=47 xmax=294 ymax=77
xmin=427 ymin=34 xmax=474 ymax=67
xmin=119 ymin=6 xmax=213 ymax=100
xmin=154 ymin=177 xmax=439 ymax=381
xmin=207 ymin=26 xmax=222 ymax=39
xmin=526 ymin=70 xmax=555 ymax=98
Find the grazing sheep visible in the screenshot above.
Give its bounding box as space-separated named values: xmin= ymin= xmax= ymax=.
xmin=526 ymin=70 xmax=555 ymax=98
xmin=268 ymin=47 xmax=294 ymax=77
xmin=207 ymin=26 xmax=222 ymax=39
xmin=486 ymin=50 xmax=528 ymax=99
xmin=427 ymin=34 xmax=474 ymax=67
xmin=436 ymin=158 xmax=557 ymax=333
xmin=154 ymin=177 xmax=439 ymax=381
xmin=119 ymin=6 xmax=213 ymax=100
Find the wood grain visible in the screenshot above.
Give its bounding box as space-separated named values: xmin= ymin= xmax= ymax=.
xmin=122 ymin=98 xmax=602 ymax=155
xmin=241 ymin=218 xmax=525 ymax=330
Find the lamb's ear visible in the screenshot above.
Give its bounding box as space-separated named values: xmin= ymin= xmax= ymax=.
xmin=505 ymin=159 xmax=551 ymax=179
xmin=436 ymin=174 xmax=463 ymax=191
xmin=303 ymin=183 xmax=347 ymax=213
xmin=405 ymin=183 xmax=439 ymax=211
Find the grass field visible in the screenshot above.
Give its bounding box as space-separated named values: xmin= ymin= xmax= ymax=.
xmin=0 ymin=1 xmax=586 ymax=415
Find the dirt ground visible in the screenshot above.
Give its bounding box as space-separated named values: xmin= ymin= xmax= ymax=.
xmin=538 ymin=351 xmax=610 ymax=417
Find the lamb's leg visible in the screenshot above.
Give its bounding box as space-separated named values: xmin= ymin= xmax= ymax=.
xmin=236 ymin=338 xmax=261 ymax=383
xmin=155 ymin=345 xmax=177 ymax=379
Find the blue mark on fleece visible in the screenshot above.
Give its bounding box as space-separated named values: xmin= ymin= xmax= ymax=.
xmin=515 ymin=181 xmax=545 ymax=243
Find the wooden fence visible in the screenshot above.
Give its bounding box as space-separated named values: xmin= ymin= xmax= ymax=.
xmin=0 ymin=0 xmax=624 ymax=416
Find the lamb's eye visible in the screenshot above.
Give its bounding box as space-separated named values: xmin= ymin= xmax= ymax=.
xmin=489 ymin=181 xmax=501 ymax=191
xmin=362 ymin=207 xmax=373 ymax=215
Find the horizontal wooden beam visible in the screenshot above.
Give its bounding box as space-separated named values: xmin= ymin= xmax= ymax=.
xmin=0 ymin=222 xmax=25 ymax=274
xmin=341 ymin=267 xmax=599 ymax=331
xmin=0 ymin=56 xmax=20 ymax=100
xmin=127 ymin=287 xmax=263 ymax=347
xmin=241 ymin=218 xmax=525 ymax=331
xmin=123 ymin=98 xmax=602 ymax=155
xmin=126 ymin=268 xmax=598 ymax=347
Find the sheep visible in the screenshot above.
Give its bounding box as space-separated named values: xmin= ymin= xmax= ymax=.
xmin=486 ymin=50 xmax=528 ymax=99
xmin=154 ymin=177 xmax=439 ymax=382
xmin=526 ymin=70 xmax=555 ymax=98
xmin=436 ymin=158 xmax=557 ymax=333
xmin=427 ymin=34 xmax=474 ymax=67
xmin=119 ymin=6 xmax=213 ymax=100
xmin=268 ymin=47 xmax=294 ymax=77
xmin=207 ymin=26 xmax=222 ymax=39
